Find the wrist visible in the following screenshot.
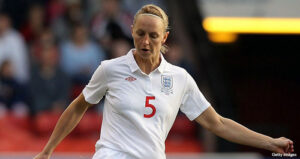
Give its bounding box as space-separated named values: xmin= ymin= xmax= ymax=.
xmin=42 ymin=147 xmax=54 ymax=156
xmin=266 ymin=138 xmax=277 ymax=152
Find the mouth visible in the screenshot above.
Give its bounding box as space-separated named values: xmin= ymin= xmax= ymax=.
xmin=141 ymin=48 xmax=151 ymax=53
xmin=142 ymin=48 xmax=150 ymax=51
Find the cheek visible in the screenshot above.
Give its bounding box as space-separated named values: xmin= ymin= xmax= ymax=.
xmin=152 ymin=39 xmax=163 ymax=47
xmin=132 ymin=36 xmax=140 ymax=45
xmin=151 ymin=36 xmax=162 ymax=43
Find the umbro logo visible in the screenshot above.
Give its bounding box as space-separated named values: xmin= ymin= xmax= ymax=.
xmin=125 ymin=76 xmax=136 ymax=82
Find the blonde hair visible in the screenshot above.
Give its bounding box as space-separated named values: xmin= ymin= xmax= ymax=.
xmin=133 ymin=4 xmax=169 ymax=53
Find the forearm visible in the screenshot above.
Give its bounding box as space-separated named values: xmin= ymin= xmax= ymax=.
xmin=212 ymin=117 xmax=274 ymax=151
xmin=41 ymin=95 xmax=90 ymax=154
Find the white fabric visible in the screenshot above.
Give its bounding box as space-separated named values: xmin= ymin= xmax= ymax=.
xmin=83 ymin=49 xmax=211 ymax=159
xmin=92 ymin=146 xmax=138 ymax=159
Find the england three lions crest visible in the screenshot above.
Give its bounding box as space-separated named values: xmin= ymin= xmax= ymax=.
xmin=161 ymin=75 xmax=173 ymax=95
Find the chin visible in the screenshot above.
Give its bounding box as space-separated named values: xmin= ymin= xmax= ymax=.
xmin=140 ymin=53 xmax=152 ymax=59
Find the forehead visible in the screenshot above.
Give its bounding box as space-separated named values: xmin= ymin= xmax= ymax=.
xmin=134 ymin=14 xmax=165 ymax=32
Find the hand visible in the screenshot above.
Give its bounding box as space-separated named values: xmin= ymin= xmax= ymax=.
xmin=33 ymin=152 xmax=51 ymax=159
xmin=272 ymin=137 xmax=294 ymax=154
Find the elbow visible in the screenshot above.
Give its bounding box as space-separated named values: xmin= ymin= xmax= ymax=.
xmin=207 ymin=116 xmax=226 ymax=135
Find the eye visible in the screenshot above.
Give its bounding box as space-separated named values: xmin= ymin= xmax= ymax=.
xmin=136 ymin=30 xmax=145 ymax=37
xmin=150 ymin=33 xmax=159 ymax=39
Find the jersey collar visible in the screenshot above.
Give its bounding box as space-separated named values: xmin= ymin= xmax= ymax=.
xmin=127 ymin=49 xmax=168 ymax=74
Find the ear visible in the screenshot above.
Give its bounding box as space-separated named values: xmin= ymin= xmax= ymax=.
xmin=162 ymin=31 xmax=169 ymax=44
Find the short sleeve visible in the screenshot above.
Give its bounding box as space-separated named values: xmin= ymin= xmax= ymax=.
xmin=180 ymin=72 xmax=211 ymax=121
xmin=82 ymin=61 xmax=108 ymax=104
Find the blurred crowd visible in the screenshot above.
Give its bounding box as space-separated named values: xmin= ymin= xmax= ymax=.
xmin=0 ymin=0 xmax=193 ymax=118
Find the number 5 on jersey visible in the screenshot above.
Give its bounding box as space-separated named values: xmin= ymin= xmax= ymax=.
xmin=144 ymin=96 xmax=156 ymax=118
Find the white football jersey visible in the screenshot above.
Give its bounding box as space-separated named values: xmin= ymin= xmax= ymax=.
xmin=83 ymin=49 xmax=211 ymax=159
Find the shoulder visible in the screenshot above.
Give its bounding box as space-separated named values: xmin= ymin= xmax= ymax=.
xmin=100 ymin=54 xmax=129 ymax=72
xmin=165 ymin=63 xmax=189 ymax=77
xmin=165 ymin=63 xmax=194 ymax=91
xmin=103 ymin=54 xmax=127 ymax=65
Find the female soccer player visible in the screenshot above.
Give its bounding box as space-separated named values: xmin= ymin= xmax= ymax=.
xmin=34 ymin=4 xmax=294 ymax=159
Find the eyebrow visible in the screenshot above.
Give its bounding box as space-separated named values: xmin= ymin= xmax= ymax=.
xmin=136 ymin=29 xmax=160 ymax=35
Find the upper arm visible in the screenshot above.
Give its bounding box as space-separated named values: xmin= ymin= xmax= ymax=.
xmin=195 ymin=106 xmax=224 ymax=132
xmin=64 ymin=93 xmax=94 ymax=117
xmin=75 ymin=93 xmax=94 ymax=109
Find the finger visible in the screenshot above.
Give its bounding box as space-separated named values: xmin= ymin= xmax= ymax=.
xmin=291 ymin=145 xmax=294 ymax=151
xmin=289 ymin=145 xmax=294 ymax=153
xmin=289 ymin=143 xmax=294 ymax=152
xmin=285 ymin=143 xmax=290 ymax=153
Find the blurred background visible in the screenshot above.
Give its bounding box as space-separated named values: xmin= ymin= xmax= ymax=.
xmin=0 ymin=0 xmax=299 ymax=158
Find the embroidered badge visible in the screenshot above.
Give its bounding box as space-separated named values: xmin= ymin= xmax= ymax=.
xmin=125 ymin=76 xmax=136 ymax=82
xmin=161 ymin=75 xmax=173 ymax=95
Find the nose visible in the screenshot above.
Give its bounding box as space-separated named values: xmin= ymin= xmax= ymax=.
xmin=142 ymin=34 xmax=150 ymax=45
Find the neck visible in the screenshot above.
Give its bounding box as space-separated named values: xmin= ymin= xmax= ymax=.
xmin=133 ymin=50 xmax=161 ymax=75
